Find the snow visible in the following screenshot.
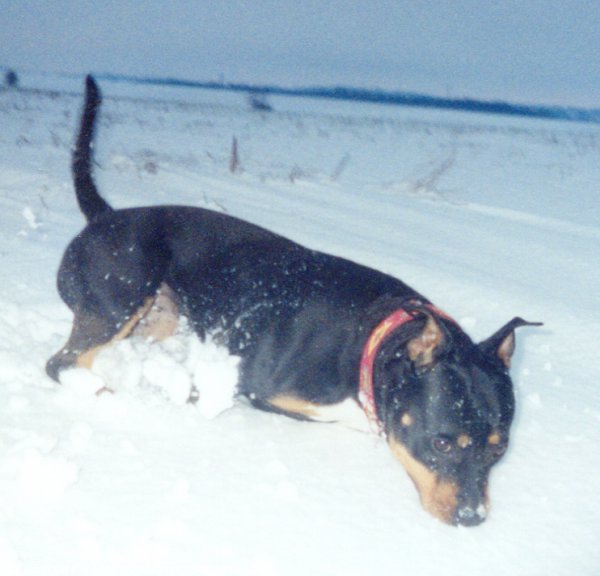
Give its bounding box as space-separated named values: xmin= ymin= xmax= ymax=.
xmin=1 ymin=76 xmax=599 ymax=575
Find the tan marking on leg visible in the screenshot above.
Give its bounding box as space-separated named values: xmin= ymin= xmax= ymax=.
xmin=401 ymin=412 xmax=413 ymax=427
xmin=48 ymin=310 xmax=119 ymax=380
xmin=133 ymin=284 xmax=179 ymax=341
xmin=388 ymin=435 xmax=458 ymax=524
xmin=268 ymin=395 xmax=319 ymax=419
xmin=75 ymin=296 xmax=156 ymax=370
xmin=267 ymin=395 xmax=371 ymax=431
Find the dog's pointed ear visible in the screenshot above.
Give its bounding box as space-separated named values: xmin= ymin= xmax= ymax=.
xmin=407 ymin=315 xmax=444 ymax=366
xmin=479 ymin=317 xmax=543 ymax=369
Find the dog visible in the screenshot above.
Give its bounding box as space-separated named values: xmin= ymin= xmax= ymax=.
xmin=47 ymin=76 xmax=541 ymax=526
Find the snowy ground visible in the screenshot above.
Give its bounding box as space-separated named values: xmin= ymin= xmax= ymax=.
xmin=1 ymin=76 xmax=599 ymax=576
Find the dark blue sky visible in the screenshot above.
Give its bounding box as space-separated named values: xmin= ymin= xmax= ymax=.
xmin=2 ymin=0 xmax=599 ymax=107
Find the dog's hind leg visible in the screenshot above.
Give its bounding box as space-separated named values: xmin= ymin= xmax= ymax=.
xmin=46 ymin=295 xmax=156 ymax=381
xmin=132 ymin=284 xmax=179 ymax=342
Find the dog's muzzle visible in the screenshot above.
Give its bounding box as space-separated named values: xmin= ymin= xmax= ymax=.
xmin=454 ymin=502 xmax=488 ymax=526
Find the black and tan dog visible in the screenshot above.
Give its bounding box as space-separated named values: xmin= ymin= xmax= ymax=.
xmin=47 ymin=76 xmax=541 ymax=526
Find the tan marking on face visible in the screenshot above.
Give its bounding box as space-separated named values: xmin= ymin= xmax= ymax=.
xmin=488 ymin=432 xmax=501 ymax=445
xmin=388 ymin=435 xmax=458 ymax=524
xmin=457 ymin=434 xmax=472 ymax=449
xmin=401 ymin=412 xmax=413 ymax=427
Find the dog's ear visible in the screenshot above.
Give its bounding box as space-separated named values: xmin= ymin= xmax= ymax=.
xmin=479 ymin=317 xmax=543 ymax=369
xmin=407 ymin=315 xmax=444 ymax=366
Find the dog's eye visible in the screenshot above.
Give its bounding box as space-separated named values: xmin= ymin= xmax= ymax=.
xmin=432 ymin=437 xmax=453 ymax=454
xmin=492 ymin=443 xmax=508 ymax=458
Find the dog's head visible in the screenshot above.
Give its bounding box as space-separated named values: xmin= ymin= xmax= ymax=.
xmin=368 ymin=304 xmax=540 ymax=526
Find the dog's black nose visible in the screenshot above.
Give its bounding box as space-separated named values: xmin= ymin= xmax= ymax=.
xmin=454 ymin=504 xmax=487 ymax=526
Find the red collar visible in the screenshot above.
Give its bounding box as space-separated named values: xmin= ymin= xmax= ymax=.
xmin=358 ymin=302 xmax=455 ymax=435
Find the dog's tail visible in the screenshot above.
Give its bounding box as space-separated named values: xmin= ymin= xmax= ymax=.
xmin=72 ymin=75 xmax=113 ymax=221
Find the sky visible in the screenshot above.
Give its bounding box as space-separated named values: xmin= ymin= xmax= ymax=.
xmin=2 ymin=0 xmax=600 ymax=108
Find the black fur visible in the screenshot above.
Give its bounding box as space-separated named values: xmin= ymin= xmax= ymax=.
xmin=48 ymin=77 xmax=541 ymax=526
xmin=72 ymin=75 xmax=113 ymax=221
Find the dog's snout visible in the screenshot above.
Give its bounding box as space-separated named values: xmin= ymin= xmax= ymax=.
xmin=455 ymin=503 xmax=488 ymax=526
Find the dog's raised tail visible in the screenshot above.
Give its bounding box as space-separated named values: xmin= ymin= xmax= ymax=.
xmin=72 ymin=75 xmax=113 ymax=221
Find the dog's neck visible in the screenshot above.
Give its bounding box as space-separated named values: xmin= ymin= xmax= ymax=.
xmin=358 ymin=301 xmax=456 ymax=435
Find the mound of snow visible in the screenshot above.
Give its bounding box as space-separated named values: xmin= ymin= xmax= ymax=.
xmin=72 ymin=319 xmax=241 ymax=418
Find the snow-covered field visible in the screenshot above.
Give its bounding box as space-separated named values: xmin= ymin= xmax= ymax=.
xmin=1 ymin=76 xmax=599 ymax=576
